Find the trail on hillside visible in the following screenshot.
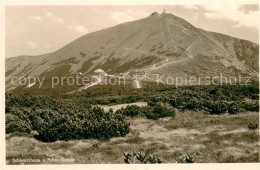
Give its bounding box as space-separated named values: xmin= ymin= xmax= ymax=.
xmin=133 ymin=79 xmax=141 ymax=89
xmin=67 ymin=76 xmax=102 ymax=94
xmin=69 ymin=16 xmax=200 ymax=93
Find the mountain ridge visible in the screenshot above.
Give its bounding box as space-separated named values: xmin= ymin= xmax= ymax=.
xmin=6 ymin=12 xmax=259 ymax=91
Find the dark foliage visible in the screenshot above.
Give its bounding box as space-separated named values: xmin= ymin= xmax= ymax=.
xmin=5 ymin=96 xmax=129 ymax=142
xmin=148 ymin=84 xmax=259 ymax=114
xmin=248 ymin=122 xmax=259 ymax=130
xmin=124 ymin=149 xmax=162 ymax=164
xmin=116 ymin=105 xmax=142 ymax=117
xmin=116 ymin=103 xmax=175 ymax=120
xmin=5 ymin=84 xmax=259 ymax=142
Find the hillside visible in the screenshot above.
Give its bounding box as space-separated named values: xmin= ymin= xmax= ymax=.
xmin=6 ymin=12 xmax=259 ymax=91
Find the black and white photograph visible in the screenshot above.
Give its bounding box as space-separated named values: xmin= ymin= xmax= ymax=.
xmin=2 ymin=0 xmax=260 ymax=168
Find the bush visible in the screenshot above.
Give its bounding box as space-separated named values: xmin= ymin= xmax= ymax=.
xmin=5 ymin=96 xmax=130 ymax=142
xmin=143 ymin=103 xmax=175 ymax=120
xmin=176 ymin=153 xmax=197 ymax=163
xmin=241 ymin=101 xmax=259 ymax=112
xmin=161 ymin=84 xmax=259 ymax=114
xmin=6 ymin=113 xmax=31 ymax=133
xmin=202 ymin=100 xmax=228 ymax=114
xmin=126 ymin=96 xmax=141 ymax=103
xmin=116 ymin=103 xmax=175 ymax=120
xmin=227 ymin=102 xmax=240 ymax=114
xmin=5 ymin=83 xmax=259 ymax=141
xmin=116 ymin=105 xmax=142 ymax=117
xmin=248 ymin=122 xmax=258 ymax=130
xmin=35 ymin=107 xmax=130 ymax=142
xmin=124 ymin=149 xmax=162 ymax=164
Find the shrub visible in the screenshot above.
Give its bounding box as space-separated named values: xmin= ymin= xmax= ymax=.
xmin=33 ymin=107 xmax=130 ymax=142
xmin=147 ymin=155 xmax=162 ymax=163
xmin=177 ymin=153 xmax=197 ymax=163
xmin=242 ymin=101 xmax=259 ymax=112
xmin=116 ymin=103 xmax=175 ymax=120
xmin=143 ymin=103 xmax=175 ymax=120
xmin=116 ymin=105 xmax=142 ymax=117
xmin=126 ymin=96 xmax=140 ymax=103
xmin=248 ymin=122 xmax=259 ymax=130
xmin=5 ymin=96 xmax=130 ymax=142
xmin=123 ymin=149 xmax=162 ymax=164
xmin=162 ymin=84 xmax=259 ymax=114
xmin=227 ymin=102 xmax=240 ymax=114
xmin=6 ymin=114 xmax=31 ymax=133
xmin=203 ymin=100 xmax=228 ymax=114
xmin=5 ymin=83 xmax=259 ymax=141
xmin=141 ymin=106 xmax=153 ymax=117
xmin=147 ymin=101 xmax=157 ymax=107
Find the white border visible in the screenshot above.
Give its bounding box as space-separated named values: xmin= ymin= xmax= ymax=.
xmin=1 ymin=0 xmax=259 ymax=170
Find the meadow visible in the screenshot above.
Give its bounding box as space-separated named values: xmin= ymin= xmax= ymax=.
xmin=5 ymin=83 xmax=259 ymax=164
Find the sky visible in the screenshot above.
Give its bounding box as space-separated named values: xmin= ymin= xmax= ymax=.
xmin=5 ymin=5 xmax=259 ymax=58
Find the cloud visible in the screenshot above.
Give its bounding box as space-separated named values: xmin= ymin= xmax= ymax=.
xmin=110 ymin=11 xmax=135 ymax=23
xmin=239 ymin=5 xmax=259 ymax=14
xmin=200 ymin=4 xmax=259 ymax=28
xmin=45 ymin=11 xmax=53 ymax=17
xmin=44 ymin=11 xmax=65 ymax=24
xmin=26 ymin=41 xmax=40 ymax=49
xmin=52 ymin=17 xmax=65 ymax=24
xmin=182 ymin=5 xmax=200 ymax=10
xmin=67 ymin=25 xmax=87 ymax=33
xmin=110 ymin=9 xmax=148 ymax=23
xmin=44 ymin=10 xmax=87 ymax=33
xmin=28 ymin=15 xmax=42 ymax=21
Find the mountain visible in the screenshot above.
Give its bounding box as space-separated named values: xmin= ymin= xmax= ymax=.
xmin=6 ymin=12 xmax=259 ymax=91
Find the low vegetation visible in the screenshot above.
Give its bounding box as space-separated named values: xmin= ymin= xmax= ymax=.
xmin=6 ymin=108 xmax=259 ymax=164
xmin=176 ymin=153 xmax=197 ymax=163
xmin=5 ymin=82 xmax=259 ymax=165
xmin=6 ymin=83 xmax=259 ymax=143
xmin=6 ymin=95 xmax=129 ymax=142
xmin=248 ymin=122 xmax=259 ymax=130
xmin=123 ymin=149 xmax=162 ymax=164
xmin=149 ymin=83 xmax=259 ymax=114
xmin=116 ymin=102 xmax=175 ymax=120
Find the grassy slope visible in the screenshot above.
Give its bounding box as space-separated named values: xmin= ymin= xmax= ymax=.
xmin=6 ymin=83 xmax=259 ymax=164
xmin=6 ymin=110 xmax=259 ymax=164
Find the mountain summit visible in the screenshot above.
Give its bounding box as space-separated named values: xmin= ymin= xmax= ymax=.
xmin=6 ymin=12 xmax=259 ymax=90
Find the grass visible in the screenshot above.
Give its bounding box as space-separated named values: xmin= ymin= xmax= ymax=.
xmin=5 ymin=83 xmax=259 ymax=163
xmin=6 ymin=110 xmax=259 ymax=164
